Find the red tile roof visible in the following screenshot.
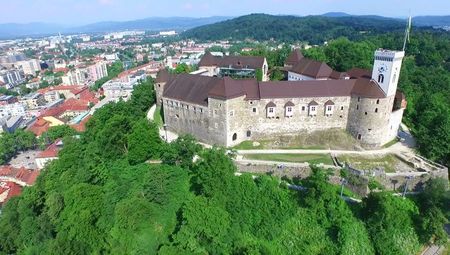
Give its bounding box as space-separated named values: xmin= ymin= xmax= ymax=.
xmin=198 ymin=52 xmax=265 ymax=70
xmin=37 ymin=139 xmax=62 ymax=159
xmin=0 ymin=181 xmax=22 ymax=204
xmin=285 ymin=49 xmax=304 ymax=66
xmin=28 ymin=117 xmax=51 ymax=136
xmin=0 ymin=166 xmax=40 ymax=186
xmin=162 ymin=74 xmax=387 ymax=105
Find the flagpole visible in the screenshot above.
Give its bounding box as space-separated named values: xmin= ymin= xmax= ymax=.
xmin=402 ymin=15 xmax=412 ymax=52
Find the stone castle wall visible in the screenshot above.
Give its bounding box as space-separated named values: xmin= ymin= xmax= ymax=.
xmin=154 ymin=82 xmax=165 ymax=106
xmin=225 ymin=96 xmax=352 ymax=147
xmin=162 ymin=96 xmax=228 ymax=145
xmin=347 ymin=95 xmax=394 ymax=147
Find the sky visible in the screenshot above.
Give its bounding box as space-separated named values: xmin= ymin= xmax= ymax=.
xmin=1 ymin=0 xmax=449 ymax=25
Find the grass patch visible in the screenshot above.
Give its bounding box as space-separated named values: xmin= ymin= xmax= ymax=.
xmin=382 ymin=138 xmax=399 ymax=148
xmin=233 ymin=129 xmax=363 ymax=150
xmin=243 ymin=153 xmax=334 ymax=165
xmin=233 ymin=140 xmax=265 ymax=150
xmin=337 ymin=154 xmax=399 ymax=173
xmin=153 ymin=105 xmax=163 ymax=128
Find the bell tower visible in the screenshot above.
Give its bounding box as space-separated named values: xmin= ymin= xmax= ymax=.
xmin=371 ymin=49 xmax=405 ymax=97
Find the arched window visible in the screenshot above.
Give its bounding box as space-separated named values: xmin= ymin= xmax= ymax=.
xmin=375 ymin=108 xmax=378 ymax=113
xmin=376 ymin=99 xmax=380 ymax=104
xmin=378 ymin=74 xmax=384 ymax=83
xmin=232 ymin=133 xmax=237 ymax=141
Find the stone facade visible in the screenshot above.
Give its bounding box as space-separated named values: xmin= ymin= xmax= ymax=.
xmin=156 ymin=49 xmax=407 ymax=148
xmin=226 ymin=96 xmax=351 ymax=147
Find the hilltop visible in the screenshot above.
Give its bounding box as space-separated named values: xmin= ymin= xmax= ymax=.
xmin=182 ymin=14 xmax=406 ymax=43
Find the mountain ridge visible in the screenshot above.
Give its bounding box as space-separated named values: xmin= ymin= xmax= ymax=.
xmin=0 ymin=16 xmax=233 ymax=39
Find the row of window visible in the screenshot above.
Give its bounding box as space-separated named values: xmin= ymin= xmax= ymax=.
xmin=266 ymin=105 xmax=337 ymax=118
xmin=165 ymin=99 xmax=205 ymax=113
xmin=375 ymin=56 xmax=394 ymax=62
xmin=356 ymin=105 xmax=380 ymax=114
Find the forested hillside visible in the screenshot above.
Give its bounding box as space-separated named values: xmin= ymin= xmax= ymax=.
xmin=183 ymin=14 xmax=406 ymax=44
xmin=0 ymin=78 xmax=448 ymax=254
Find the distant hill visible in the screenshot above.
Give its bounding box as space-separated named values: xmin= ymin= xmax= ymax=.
xmin=322 ymin=12 xmax=351 ymax=17
xmin=69 ymin=16 xmax=233 ymax=33
xmin=413 ymin=15 xmax=450 ymax=27
xmin=183 ymin=14 xmax=406 ymax=43
xmin=0 ymin=16 xmax=232 ymax=39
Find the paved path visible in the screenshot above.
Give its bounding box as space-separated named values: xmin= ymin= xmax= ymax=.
xmin=235 ymin=159 xmax=338 ymax=169
xmin=237 ymin=148 xmax=391 ymax=155
xmin=147 ymin=104 xmax=156 ymax=120
xmin=421 ymin=245 xmax=445 ymax=255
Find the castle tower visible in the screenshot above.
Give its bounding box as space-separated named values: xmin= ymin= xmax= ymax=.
xmin=371 ymin=50 xmax=405 ymax=97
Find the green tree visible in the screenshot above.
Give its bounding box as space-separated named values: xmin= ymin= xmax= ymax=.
xmin=127 ymin=119 xmax=162 ymax=164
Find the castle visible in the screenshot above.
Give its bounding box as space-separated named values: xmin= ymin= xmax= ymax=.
xmin=154 ymin=49 xmax=407 ymax=148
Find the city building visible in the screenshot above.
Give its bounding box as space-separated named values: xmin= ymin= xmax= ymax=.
xmin=35 ymin=139 xmax=63 ymax=169
xmin=285 ymin=49 xmax=349 ymax=81
xmin=0 ymin=69 xmax=25 ymax=88
xmin=198 ymin=52 xmax=269 ymax=81
xmin=19 ymin=93 xmax=46 ymax=109
xmin=16 ymin=59 xmax=41 ymax=75
xmin=155 ymin=49 xmax=407 ymax=148
xmin=0 ymin=102 xmax=26 ymax=118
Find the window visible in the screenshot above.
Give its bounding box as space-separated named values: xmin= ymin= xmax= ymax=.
xmin=301 ymin=106 xmax=306 ymax=111
xmin=325 ymin=104 xmax=334 ymax=115
xmin=267 ymin=107 xmax=275 ymax=118
xmin=341 ymin=106 xmax=344 ymax=110
xmin=357 ymin=134 xmax=362 ymax=140
xmin=376 ymin=99 xmax=380 ymax=104
xmin=309 ymin=106 xmax=317 ymax=116
xmin=229 ymin=110 xmax=234 ymax=117
xmin=246 ymin=130 xmax=251 ymax=137
xmin=232 ymin=133 xmax=237 ymax=141
xmin=375 ymin=108 xmax=378 ymax=113
xmin=252 ymin=107 xmax=257 ymax=113
xmin=378 ymin=74 xmax=384 ymax=83
xmin=365 ymin=112 xmax=368 ymax=115
xmin=285 ymin=106 xmax=293 ymax=117
xmin=358 ymin=97 xmax=360 ymax=102
xmin=356 ymin=105 xmax=359 ymax=110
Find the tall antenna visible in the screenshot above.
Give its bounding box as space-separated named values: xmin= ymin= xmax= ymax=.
xmin=402 ymin=14 xmax=412 ymax=52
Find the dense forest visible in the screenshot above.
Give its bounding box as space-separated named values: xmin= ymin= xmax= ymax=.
xmin=0 ymin=78 xmax=448 ymax=254
xmin=183 ymin=14 xmax=409 ymax=44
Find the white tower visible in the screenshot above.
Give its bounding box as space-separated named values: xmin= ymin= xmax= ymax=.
xmin=371 ymin=49 xmax=405 ymax=97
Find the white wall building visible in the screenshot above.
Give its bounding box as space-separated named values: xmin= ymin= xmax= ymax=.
xmin=16 ymin=59 xmax=40 ymax=75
